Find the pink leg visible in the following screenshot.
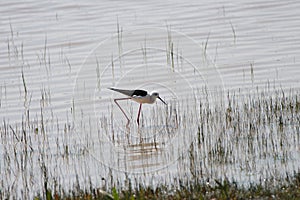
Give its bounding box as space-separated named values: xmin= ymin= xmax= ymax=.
xmin=114 ymin=98 xmax=131 ymax=124
xmin=137 ymin=103 xmax=142 ymax=125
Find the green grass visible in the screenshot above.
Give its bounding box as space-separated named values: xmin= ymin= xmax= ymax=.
xmin=33 ymin=171 xmax=300 ymax=199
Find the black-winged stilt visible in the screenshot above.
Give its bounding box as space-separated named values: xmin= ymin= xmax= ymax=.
xmin=109 ymin=87 xmax=167 ymax=125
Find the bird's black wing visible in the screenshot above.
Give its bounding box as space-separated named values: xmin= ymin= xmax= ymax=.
xmin=109 ymin=88 xmax=148 ymax=97
xmin=132 ymin=90 xmax=148 ymax=97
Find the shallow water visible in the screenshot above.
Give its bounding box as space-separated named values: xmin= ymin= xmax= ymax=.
xmin=1 ymin=0 xmax=300 ymax=198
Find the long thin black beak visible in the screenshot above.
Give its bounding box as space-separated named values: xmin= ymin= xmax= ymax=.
xmin=158 ymin=96 xmax=167 ymax=105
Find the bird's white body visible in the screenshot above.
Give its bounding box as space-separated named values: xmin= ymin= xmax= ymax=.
xmin=131 ymin=93 xmax=157 ymax=104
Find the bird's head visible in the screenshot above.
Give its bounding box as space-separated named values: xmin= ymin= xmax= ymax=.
xmin=151 ymin=91 xmax=167 ymax=105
